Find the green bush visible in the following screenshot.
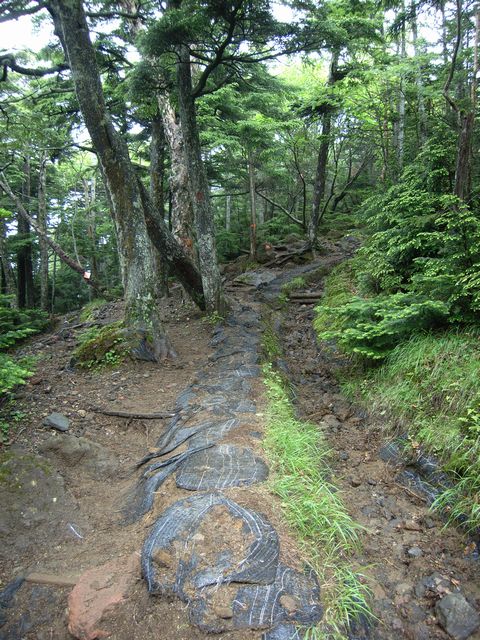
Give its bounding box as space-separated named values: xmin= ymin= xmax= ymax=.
xmin=0 ymin=294 xmax=47 ymax=396
xmin=315 ymin=293 xmax=449 ymax=360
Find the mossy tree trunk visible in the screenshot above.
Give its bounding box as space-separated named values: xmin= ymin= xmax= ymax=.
xmin=47 ymin=0 xmax=204 ymax=358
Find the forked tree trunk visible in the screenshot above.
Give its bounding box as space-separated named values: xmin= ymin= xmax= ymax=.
xmin=47 ymin=0 xmax=205 ymax=358
xmin=176 ymin=43 xmax=225 ymax=314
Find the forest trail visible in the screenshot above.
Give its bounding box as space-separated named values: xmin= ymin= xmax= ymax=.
xmin=1 ymin=243 xmax=480 ymax=640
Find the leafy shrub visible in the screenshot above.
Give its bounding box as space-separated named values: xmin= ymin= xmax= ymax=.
xmin=0 ymin=294 xmax=47 ymax=396
xmin=316 ymin=293 xmax=449 ymax=360
xmin=215 ymin=229 xmax=242 ymax=262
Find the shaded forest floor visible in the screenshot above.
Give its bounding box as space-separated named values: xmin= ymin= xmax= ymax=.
xmin=1 ymin=240 xmax=480 ymax=640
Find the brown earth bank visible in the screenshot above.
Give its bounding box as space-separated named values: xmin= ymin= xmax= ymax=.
xmin=0 ymin=242 xmax=479 ymax=640
xmin=273 ymin=269 xmax=480 ymax=640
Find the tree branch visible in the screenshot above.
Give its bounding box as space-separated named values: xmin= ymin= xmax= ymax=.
xmin=0 ymin=54 xmax=68 ymax=81
xmin=0 ymin=171 xmax=106 ymax=295
xmin=256 ymin=190 xmax=304 ymax=228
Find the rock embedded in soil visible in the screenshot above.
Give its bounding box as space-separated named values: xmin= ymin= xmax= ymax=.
xmin=175 ymin=444 xmax=269 ymax=491
xmin=42 ymin=412 xmax=70 ymax=432
xmin=142 ymin=493 xmax=322 ymax=633
xmin=435 ymin=593 xmax=480 ymax=640
xmin=39 ymin=435 xmax=118 ymax=478
xmin=68 ymin=553 xmax=140 ymax=640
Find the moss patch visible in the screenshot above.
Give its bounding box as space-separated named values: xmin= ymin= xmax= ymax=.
xmin=74 ymin=322 xmax=129 ymax=369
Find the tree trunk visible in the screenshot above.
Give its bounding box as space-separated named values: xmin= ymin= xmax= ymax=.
xmin=397 ymin=3 xmax=406 ymax=171
xmin=149 ymin=112 xmax=169 ymax=299
xmin=248 ymin=149 xmax=257 ymax=260
xmin=38 ymin=152 xmax=49 ymax=311
xmin=308 ymin=50 xmax=338 ymax=246
xmin=411 ymin=2 xmax=427 ymax=146
xmin=47 ymin=0 xmax=205 ymax=358
xmin=225 ymin=195 xmax=232 ymax=231
xmin=0 ymin=217 xmax=16 ymax=303
xmin=176 ymin=43 xmax=225 ymax=314
xmin=308 ymin=112 xmax=332 ymax=245
xmin=17 ymin=156 xmax=35 ymax=308
xmin=157 ymin=92 xmax=195 ymax=259
xmin=83 ymin=175 xmax=99 ymax=297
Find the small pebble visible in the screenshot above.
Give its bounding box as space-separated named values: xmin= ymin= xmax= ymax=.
xmin=407 ymin=547 xmax=423 ymax=558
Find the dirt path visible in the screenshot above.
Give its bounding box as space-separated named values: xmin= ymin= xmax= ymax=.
xmin=1 ymin=246 xmax=480 ymax=640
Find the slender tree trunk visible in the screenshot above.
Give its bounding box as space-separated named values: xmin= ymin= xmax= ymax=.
xmin=248 ymin=149 xmax=257 ymax=260
xmin=225 ymin=195 xmax=232 ymax=231
xmin=397 ymin=4 xmax=406 ymax=171
xmin=18 ymin=156 xmax=35 ymax=308
xmin=176 ymin=43 xmax=225 ymax=313
xmin=150 ymin=112 xmax=169 ymax=297
xmin=454 ymin=6 xmax=479 ymax=202
xmin=83 ymin=176 xmax=99 ymax=295
xmin=47 ymin=0 xmax=205 ymax=359
xmin=38 ymin=152 xmax=49 ymax=311
xmin=0 ymin=217 xmax=16 ymax=303
xmin=308 ymin=113 xmax=332 ymax=245
xmin=411 ymin=2 xmax=427 ymax=146
xmin=308 ymin=50 xmax=338 ymax=246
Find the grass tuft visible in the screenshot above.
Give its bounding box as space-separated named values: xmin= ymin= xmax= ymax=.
xmin=262 ymin=357 xmax=373 ymax=637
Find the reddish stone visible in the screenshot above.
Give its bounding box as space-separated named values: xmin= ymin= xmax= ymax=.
xmin=68 ymin=553 xmax=140 ymax=640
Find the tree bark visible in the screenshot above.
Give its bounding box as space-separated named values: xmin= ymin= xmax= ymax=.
xmin=150 ymin=112 xmax=169 ymax=298
xmin=17 ymin=156 xmax=35 ymax=308
xmin=0 ymin=216 xmax=16 ymax=303
xmin=175 ymin=43 xmax=225 ymax=314
xmin=38 ymin=152 xmax=49 ymax=311
xmin=308 ymin=50 xmax=338 ymax=246
xmin=248 ymin=149 xmax=257 ymax=260
xmin=47 ymin=0 xmax=205 ymax=358
xmin=225 ymin=195 xmax=232 ymax=231
xmin=157 ymin=92 xmax=195 ymax=259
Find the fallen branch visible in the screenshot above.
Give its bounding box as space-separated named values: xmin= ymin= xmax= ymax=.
xmin=91 ymin=407 xmax=174 ymax=419
xmin=26 ymin=572 xmax=79 ymax=587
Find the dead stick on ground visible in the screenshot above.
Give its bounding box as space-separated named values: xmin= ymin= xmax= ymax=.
xmin=90 ymin=407 xmax=174 ymax=419
xmin=394 ymin=482 xmax=428 ymax=503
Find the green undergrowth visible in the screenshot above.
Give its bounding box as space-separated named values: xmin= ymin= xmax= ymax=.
xmin=74 ymin=321 xmax=129 ymax=369
xmin=342 ymin=329 xmax=480 ymax=532
xmin=279 ymin=276 xmax=307 ymax=303
xmin=262 ymin=325 xmax=372 ymax=638
xmin=79 ymin=298 xmax=108 ymax=322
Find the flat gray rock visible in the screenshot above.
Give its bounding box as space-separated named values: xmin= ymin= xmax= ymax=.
xmin=43 ymin=412 xmax=69 ymax=432
xmin=175 ymin=444 xmax=269 ymax=491
xmin=436 ymin=593 xmax=480 ymax=640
